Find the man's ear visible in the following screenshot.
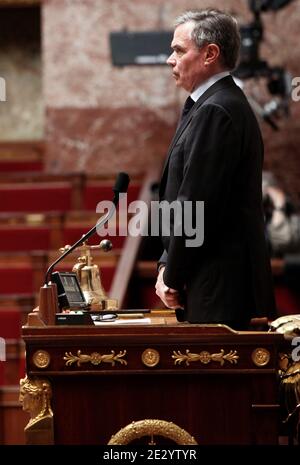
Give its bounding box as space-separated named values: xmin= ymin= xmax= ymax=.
xmin=204 ymin=43 xmax=220 ymax=65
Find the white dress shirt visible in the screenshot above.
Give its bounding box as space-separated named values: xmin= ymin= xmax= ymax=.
xmin=190 ymin=71 xmax=230 ymax=102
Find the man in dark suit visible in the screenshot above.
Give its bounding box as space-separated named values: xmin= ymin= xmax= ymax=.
xmin=155 ymin=9 xmax=276 ymax=329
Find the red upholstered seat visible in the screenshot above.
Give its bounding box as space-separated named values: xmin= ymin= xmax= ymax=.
xmin=0 ymin=160 xmax=43 ymax=172
xmin=0 ymin=183 xmax=72 ymax=212
xmin=0 ymin=309 xmax=21 ymax=339
xmin=84 ymin=182 xmax=141 ymax=210
xmin=0 ymin=267 xmax=34 ymax=294
xmin=0 ymin=227 xmax=51 ymax=251
xmin=0 ymin=141 xmax=44 ymax=177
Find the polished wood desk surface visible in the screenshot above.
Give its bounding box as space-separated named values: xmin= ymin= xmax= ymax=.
xmin=22 ymin=311 xmax=283 ymax=342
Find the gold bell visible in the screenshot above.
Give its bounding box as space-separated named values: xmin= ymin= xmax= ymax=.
xmin=72 ymin=241 xmax=118 ymax=311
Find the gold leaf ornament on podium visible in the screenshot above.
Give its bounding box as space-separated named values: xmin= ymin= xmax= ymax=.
xmin=108 ymin=419 xmax=198 ymax=445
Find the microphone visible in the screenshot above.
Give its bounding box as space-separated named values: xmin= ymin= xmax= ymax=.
xmin=113 ymin=171 xmax=130 ymax=198
xmin=44 ymin=172 xmax=130 ymax=285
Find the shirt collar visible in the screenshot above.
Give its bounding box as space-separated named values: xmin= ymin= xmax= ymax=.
xmin=190 ymin=71 xmax=230 ymax=102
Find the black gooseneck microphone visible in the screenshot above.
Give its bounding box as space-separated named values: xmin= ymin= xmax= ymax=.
xmin=44 ymin=172 xmax=130 ymax=285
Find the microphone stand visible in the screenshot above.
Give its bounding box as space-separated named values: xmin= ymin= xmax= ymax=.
xmin=27 ymin=173 xmax=130 ymax=327
xmin=44 ymin=202 xmax=117 ymax=285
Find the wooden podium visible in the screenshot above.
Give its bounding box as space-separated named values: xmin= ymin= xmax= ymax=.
xmin=21 ymin=314 xmax=285 ymax=445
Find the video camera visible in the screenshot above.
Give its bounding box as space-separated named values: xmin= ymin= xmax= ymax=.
xmin=233 ymin=0 xmax=294 ymax=130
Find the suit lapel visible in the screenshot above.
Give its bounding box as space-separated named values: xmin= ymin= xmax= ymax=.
xmin=159 ymin=76 xmax=235 ymax=198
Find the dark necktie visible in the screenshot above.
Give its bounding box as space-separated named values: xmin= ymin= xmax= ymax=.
xmin=180 ymin=96 xmax=195 ymax=121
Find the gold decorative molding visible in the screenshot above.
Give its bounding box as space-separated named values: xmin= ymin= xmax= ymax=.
xmin=19 ymin=376 xmax=54 ymax=444
xmin=280 ymin=360 xmax=300 ymax=425
xmin=32 ymin=350 xmax=50 ymax=369
xmin=108 ymin=419 xmax=198 ymax=445
xmin=63 ymin=349 xmax=127 ymax=367
xmin=141 ymin=348 xmax=160 ymax=368
xmin=172 ymin=349 xmax=239 ymax=366
xmin=251 ymin=348 xmax=271 ymax=367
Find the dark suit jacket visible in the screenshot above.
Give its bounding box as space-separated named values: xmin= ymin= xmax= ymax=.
xmin=159 ymin=75 xmax=276 ymax=324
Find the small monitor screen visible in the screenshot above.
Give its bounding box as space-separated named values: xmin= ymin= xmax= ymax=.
xmin=51 ymin=271 xmax=87 ymax=309
xmin=61 ymin=273 xmax=84 ymax=304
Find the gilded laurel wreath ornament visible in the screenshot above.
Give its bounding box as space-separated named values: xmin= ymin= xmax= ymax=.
xmin=63 ymin=350 xmax=127 ymax=367
xmin=172 ymin=349 xmax=239 ymax=366
xmin=108 ymin=419 xmax=198 ymax=445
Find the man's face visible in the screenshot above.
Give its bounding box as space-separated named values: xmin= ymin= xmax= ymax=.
xmin=167 ymin=22 xmax=208 ymax=93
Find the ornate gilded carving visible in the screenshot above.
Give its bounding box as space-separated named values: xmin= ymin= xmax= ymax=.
xmin=108 ymin=419 xmax=198 ymax=445
xmin=251 ymin=348 xmax=271 ymax=367
xmin=278 ymin=352 xmax=300 ymax=444
xmin=141 ymin=348 xmax=160 ymax=367
xmin=19 ymin=376 xmax=53 ymax=427
xmin=19 ymin=376 xmax=54 ymax=444
xmin=172 ymin=349 xmax=239 ymax=366
xmin=63 ymin=349 xmax=127 ymax=367
xmin=32 ymin=350 xmax=51 ymax=369
xmin=278 ymin=352 xmax=290 ymax=372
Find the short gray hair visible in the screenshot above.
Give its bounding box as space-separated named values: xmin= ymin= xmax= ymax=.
xmin=175 ymin=9 xmax=241 ymax=71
